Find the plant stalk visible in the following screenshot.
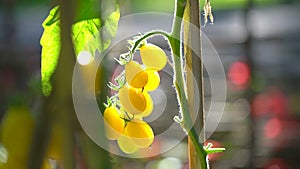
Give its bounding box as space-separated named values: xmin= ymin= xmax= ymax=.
xmin=55 ymin=0 xmax=77 ymax=168
xmin=127 ymin=1 xmax=209 ymax=167
xmin=170 ymin=0 xmax=208 ymax=168
xmin=184 ymin=0 xmax=205 ymax=168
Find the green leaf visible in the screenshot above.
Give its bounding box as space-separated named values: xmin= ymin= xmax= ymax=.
xmin=71 ymin=9 xmax=120 ymax=55
xmin=40 ymin=3 xmax=120 ymax=96
xmin=45 ymin=6 xmax=60 ymax=26
xmin=40 ymin=6 xmax=61 ymax=96
xmin=75 ymin=0 xmax=100 ymax=22
xmin=71 ymin=19 xmax=101 ymax=55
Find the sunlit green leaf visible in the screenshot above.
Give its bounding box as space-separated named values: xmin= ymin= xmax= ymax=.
xmin=45 ymin=6 xmax=60 ymax=26
xmin=75 ymin=0 xmax=100 ymax=22
xmin=40 ymin=6 xmax=61 ymax=96
xmin=71 ymin=9 xmax=120 ymax=55
xmin=72 ymin=19 xmax=101 ymax=55
xmin=40 ymin=3 xmax=120 ymax=96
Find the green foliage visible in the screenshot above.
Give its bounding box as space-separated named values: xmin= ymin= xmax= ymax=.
xmin=40 ymin=6 xmax=61 ymax=97
xmin=76 ymin=0 xmax=100 ymax=22
xmin=72 ymin=19 xmax=102 ymax=55
xmin=40 ymin=2 xmax=120 ymax=96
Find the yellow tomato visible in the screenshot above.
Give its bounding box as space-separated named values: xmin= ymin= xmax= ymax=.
xmin=118 ymin=85 xmax=153 ymax=116
xmin=124 ymin=120 xmax=154 ymax=148
xmin=125 ymin=61 xmax=148 ymax=88
xmin=144 ymin=69 xmax=160 ymax=91
xmin=129 ymin=87 xmax=146 ymax=112
xmin=103 ymin=106 xmax=125 ymax=140
xmin=133 ymin=90 xmax=153 ymax=118
xmin=0 ymin=106 xmax=35 ymax=167
xmin=117 ymin=135 xmax=139 ymax=154
xmin=139 ymin=43 xmax=167 ymax=70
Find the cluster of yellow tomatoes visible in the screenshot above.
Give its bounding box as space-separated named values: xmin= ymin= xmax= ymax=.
xmin=103 ymin=42 xmax=167 ymax=154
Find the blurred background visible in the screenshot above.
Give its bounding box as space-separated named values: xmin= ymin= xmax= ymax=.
xmin=1 ymin=0 xmax=300 ymax=168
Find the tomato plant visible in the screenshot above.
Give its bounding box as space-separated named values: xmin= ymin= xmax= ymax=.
xmin=7 ymin=0 xmax=225 ymax=168
xmin=100 ymin=0 xmax=225 ymax=168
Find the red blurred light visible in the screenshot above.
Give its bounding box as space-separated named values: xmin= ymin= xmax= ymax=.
xmin=252 ymin=87 xmax=288 ymax=118
xmin=227 ymin=61 xmax=250 ymax=89
xmin=264 ymin=158 xmax=289 ymax=169
xmin=252 ymin=93 xmax=270 ymax=117
xmin=264 ymin=117 xmax=282 ymax=139
xmin=268 ymin=88 xmax=288 ymax=117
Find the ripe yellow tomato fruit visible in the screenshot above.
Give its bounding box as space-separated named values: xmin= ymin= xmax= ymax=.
xmin=0 ymin=106 xmax=35 ymax=167
xmin=125 ymin=61 xmax=148 ymax=88
xmin=144 ymin=69 xmax=160 ymax=91
xmin=103 ymin=106 xmax=125 ymax=140
xmin=129 ymin=88 xmax=146 ymax=112
xmin=124 ymin=120 xmax=154 ymax=148
xmin=139 ymin=43 xmax=167 ymax=70
xmin=119 ymin=85 xmax=153 ymax=116
xmin=117 ymin=135 xmax=139 ymax=154
xmin=133 ymin=90 xmax=153 ymax=118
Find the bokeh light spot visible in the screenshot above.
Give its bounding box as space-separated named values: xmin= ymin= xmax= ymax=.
xmin=77 ymin=51 xmax=93 ymax=65
xmin=158 ymin=157 xmax=182 ymax=169
xmin=264 ymin=118 xmax=282 ymax=139
xmin=228 ymin=61 xmax=250 ymax=89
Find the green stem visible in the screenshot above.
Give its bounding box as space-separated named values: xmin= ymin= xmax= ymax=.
xmin=170 ymin=0 xmax=208 ymax=168
xmin=130 ymin=30 xmax=170 ymax=53
xmin=171 ymin=43 xmax=208 ymax=169
xmin=126 ymin=1 xmax=209 ymax=168
xmin=170 ymin=0 xmax=186 ymax=52
xmin=189 ymin=127 xmax=208 ymax=169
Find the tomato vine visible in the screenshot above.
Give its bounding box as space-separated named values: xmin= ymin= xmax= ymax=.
xmin=103 ymin=0 xmax=224 ymax=168
xmin=38 ymin=0 xmax=224 ymax=168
